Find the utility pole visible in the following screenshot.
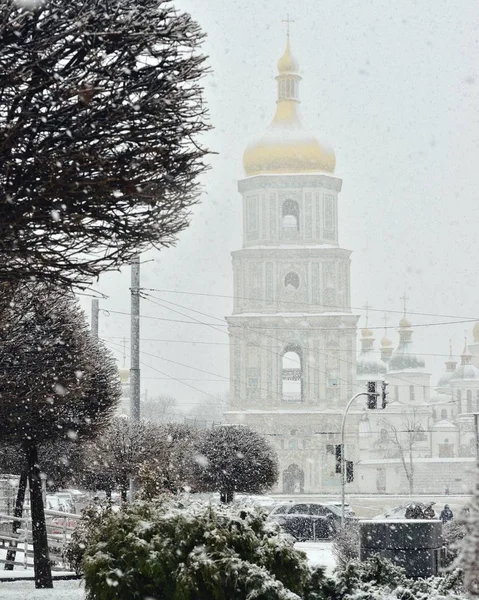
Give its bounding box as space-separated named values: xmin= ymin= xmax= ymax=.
xmin=91 ymin=299 xmax=99 ymax=337
xmin=474 ymin=413 xmax=479 ymax=461
xmin=130 ymin=255 xmax=141 ymax=421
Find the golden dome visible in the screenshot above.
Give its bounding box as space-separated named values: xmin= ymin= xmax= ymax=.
xmin=399 ymin=316 xmax=412 ymax=328
xmin=473 ymin=321 xmax=479 ymax=343
xmin=362 ymin=327 xmax=373 ymax=338
xmin=381 ymin=335 xmax=393 ymax=347
xmin=277 ymin=38 xmax=299 ymax=74
xmin=243 ymin=37 xmax=335 ymax=177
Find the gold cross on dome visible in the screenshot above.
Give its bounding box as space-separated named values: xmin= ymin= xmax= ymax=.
xmin=282 ymin=14 xmax=295 ymax=37
xmin=400 ymin=293 xmax=409 ymax=316
xmin=382 ymin=313 xmax=389 ymax=330
xmin=363 ymin=302 xmax=371 ymax=328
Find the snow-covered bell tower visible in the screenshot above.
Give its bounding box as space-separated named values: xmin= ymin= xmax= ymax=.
xmin=226 ymin=35 xmax=359 ymax=493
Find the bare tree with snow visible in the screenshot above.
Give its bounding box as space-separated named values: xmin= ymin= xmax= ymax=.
xmin=377 ymin=411 xmax=428 ymax=495
xmin=77 ymin=417 xmax=166 ymax=500
xmin=141 ymin=395 xmax=182 ymax=424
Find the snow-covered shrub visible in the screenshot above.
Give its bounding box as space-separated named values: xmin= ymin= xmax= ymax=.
xmin=82 ymin=498 xmax=309 ymax=600
xmin=329 ymin=558 xmax=465 ymax=600
xmin=332 ymin=521 xmax=359 ymax=568
xmin=65 ymin=502 xmax=115 ymax=575
xmin=335 ymin=556 xmax=407 ymax=598
xmin=442 ymin=520 xmax=467 ymax=568
xmin=303 ymin=566 xmax=337 ymax=600
xmin=459 ymin=497 xmax=479 ymax=595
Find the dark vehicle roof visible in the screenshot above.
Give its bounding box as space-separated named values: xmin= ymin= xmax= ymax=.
xmin=270 ymin=502 xmax=352 ymax=517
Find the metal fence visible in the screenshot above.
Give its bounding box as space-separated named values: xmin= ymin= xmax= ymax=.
xmin=0 ymin=509 xmax=80 ymax=571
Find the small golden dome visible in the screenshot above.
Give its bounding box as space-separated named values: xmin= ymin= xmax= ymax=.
xmin=362 ymin=327 xmax=373 ymax=338
xmin=243 ymin=37 xmax=335 ymax=177
xmin=399 ymin=316 xmax=411 ymax=328
xmin=277 ymin=38 xmax=299 ymax=74
xmin=381 ymin=335 xmax=393 ymax=347
xmin=473 ymin=321 xmax=479 ymax=343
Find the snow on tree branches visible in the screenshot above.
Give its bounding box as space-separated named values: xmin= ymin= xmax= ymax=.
xmin=0 ymin=282 xmax=120 ymax=588
xmin=0 ymin=0 xmax=210 ymax=287
xmin=192 ymin=425 xmax=279 ymax=502
xmin=0 ymin=283 xmax=121 ymax=443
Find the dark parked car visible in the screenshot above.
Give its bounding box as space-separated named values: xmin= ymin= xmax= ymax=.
xmin=269 ymin=502 xmax=355 ymax=541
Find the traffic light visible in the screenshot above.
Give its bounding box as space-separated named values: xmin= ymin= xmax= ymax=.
xmin=381 ymin=380 xmax=389 ymax=409
xmin=367 ymin=381 xmax=377 ymax=409
xmin=335 ymin=444 xmax=342 ymax=474
xmin=346 ymin=460 xmax=354 ymax=483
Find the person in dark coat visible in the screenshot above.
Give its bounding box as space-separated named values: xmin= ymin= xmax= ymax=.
xmin=405 ymin=503 xmax=424 ymax=519
xmin=423 ymin=502 xmax=436 ymax=519
xmin=440 ymin=504 xmax=453 ymax=523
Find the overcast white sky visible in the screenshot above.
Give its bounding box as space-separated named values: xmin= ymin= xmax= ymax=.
xmin=79 ymin=0 xmax=479 ymax=412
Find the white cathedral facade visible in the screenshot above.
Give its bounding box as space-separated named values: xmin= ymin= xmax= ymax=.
xmin=225 ymin=36 xmax=478 ymax=496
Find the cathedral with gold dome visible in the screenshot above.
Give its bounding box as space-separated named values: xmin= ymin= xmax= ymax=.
xmin=226 ymin=33 xmax=359 ymax=494
xmin=225 ymin=34 xmax=478 ymax=496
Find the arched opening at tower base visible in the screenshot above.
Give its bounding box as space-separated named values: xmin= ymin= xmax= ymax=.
xmin=283 ymin=464 xmax=304 ymax=494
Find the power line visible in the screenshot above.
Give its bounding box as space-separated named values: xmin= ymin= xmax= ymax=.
xmin=140 ymin=293 xmax=357 ymax=392
xmin=141 ymin=292 xmax=443 ymax=393
xmin=103 ymin=306 xmax=477 ymax=332
xmin=103 ymin=308 xmax=224 ymax=326
xmin=102 ymin=336 xmax=461 ymax=359
xmin=105 ymin=341 xmax=228 ymax=404
xmin=142 ymin=287 xmax=479 ymax=323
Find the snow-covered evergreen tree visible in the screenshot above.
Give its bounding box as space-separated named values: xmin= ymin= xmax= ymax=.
xmin=0 ymin=0 xmax=209 ymax=287
xmin=0 ymin=283 xmax=120 ymax=588
xmin=192 ymin=425 xmax=278 ymax=502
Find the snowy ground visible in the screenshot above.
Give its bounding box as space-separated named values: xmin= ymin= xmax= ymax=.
xmin=295 ymin=541 xmax=336 ymax=576
xmin=0 ymin=543 xmax=335 ymax=598
xmin=0 ymin=579 xmax=84 ymax=599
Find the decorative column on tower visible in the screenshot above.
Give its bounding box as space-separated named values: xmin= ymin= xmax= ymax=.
xmin=225 ymin=31 xmax=359 ymax=494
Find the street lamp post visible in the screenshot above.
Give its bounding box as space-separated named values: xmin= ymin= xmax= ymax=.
xmin=340 ymin=392 xmax=368 ymax=527
xmin=340 ymin=381 xmax=388 ymax=526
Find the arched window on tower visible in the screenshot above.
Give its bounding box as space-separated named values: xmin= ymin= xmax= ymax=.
xmin=441 ymin=408 xmax=448 ymax=420
xmin=409 ymin=385 xmax=415 ymax=402
xmin=282 ymin=199 xmax=300 ymax=235
xmin=285 ymin=272 xmax=300 ymax=290
xmin=282 ymin=346 xmax=303 ymax=403
xmin=467 ymin=389 xmax=473 ymax=413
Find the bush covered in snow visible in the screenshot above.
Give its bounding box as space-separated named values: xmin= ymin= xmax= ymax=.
xmin=331 ymin=557 xmax=465 ymax=600
xmin=65 ymin=502 xmax=115 ymax=576
xmin=82 ymin=498 xmax=309 ymax=599
xmin=332 ymin=521 xmax=360 ymax=568
xmin=442 ymin=519 xmax=467 ymax=569
xmin=72 ymin=497 xmax=469 ymax=600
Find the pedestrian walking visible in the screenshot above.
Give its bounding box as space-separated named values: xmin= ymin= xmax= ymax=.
xmin=440 ymin=504 xmax=453 ymax=523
